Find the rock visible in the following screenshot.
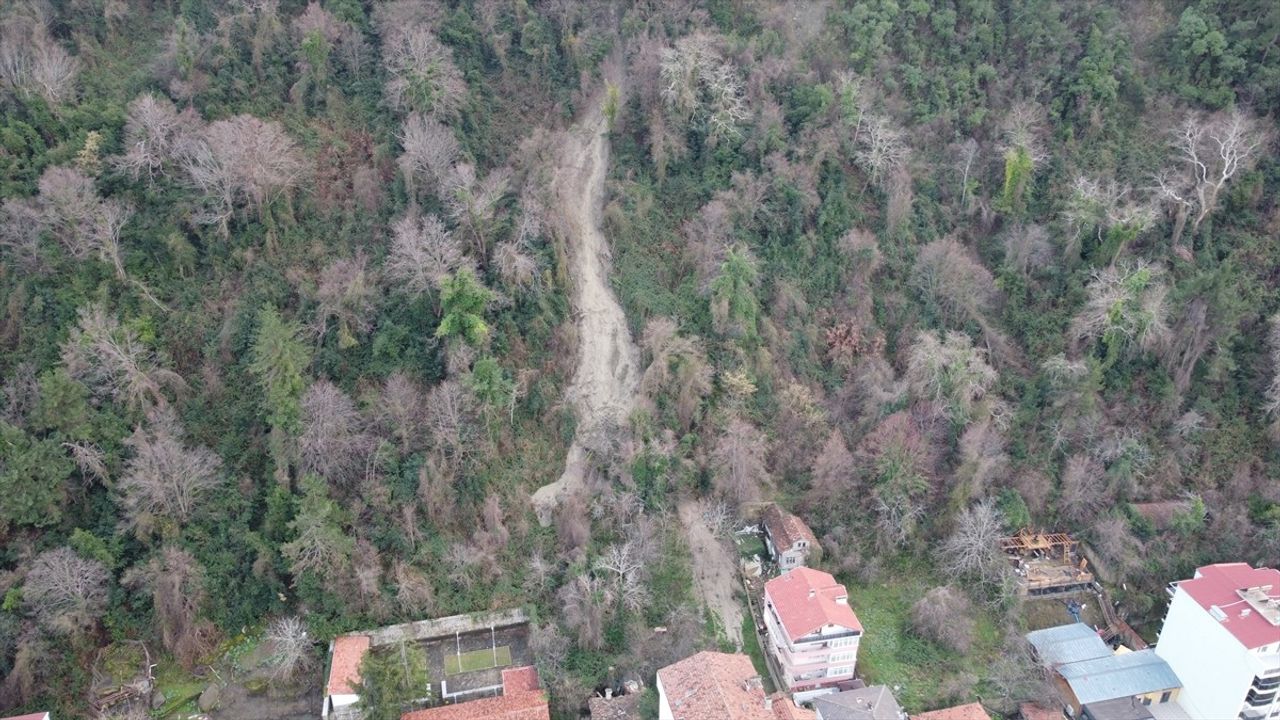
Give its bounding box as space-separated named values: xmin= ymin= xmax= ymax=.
xmin=198 ymin=683 xmax=221 ymax=712
xmin=151 ymin=690 xmax=166 ymax=710
xmin=244 ymin=675 xmax=270 ymax=695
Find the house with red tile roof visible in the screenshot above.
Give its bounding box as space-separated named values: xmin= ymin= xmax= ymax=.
xmin=1154 ymin=562 xmax=1280 ymax=720
xmin=762 ymin=504 xmax=821 ymax=572
xmin=763 ymin=567 xmax=862 ymax=694
xmin=400 ymin=666 xmax=549 ymax=720
xmin=910 ymin=702 xmax=991 ymax=720
xmin=655 ymin=651 xmax=774 ymax=720
xmin=323 ymin=633 xmax=372 ymax=717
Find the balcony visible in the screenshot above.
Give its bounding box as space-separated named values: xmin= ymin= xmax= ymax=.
xmin=1245 ymin=689 xmax=1276 ymax=707
xmin=792 ymin=629 xmax=863 ymax=646
xmin=1256 ymin=675 xmax=1280 ymax=692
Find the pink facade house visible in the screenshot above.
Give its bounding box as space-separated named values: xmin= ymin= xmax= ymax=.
xmin=763 ymin=567 xmax=863 ymax=694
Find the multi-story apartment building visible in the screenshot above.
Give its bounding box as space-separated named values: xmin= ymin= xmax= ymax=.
xmin=763 ymin=567 xmax=863 ymax=695
xmin=1154 ymin=562 xmax=1280 ymax=720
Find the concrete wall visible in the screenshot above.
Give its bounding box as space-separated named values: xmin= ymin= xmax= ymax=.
xmin=1154 ymin=589 xmax=1252 ymax=720
xmin=365 ymin=607 xmax=529 ymax=646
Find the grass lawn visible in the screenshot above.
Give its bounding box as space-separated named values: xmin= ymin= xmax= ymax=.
xmin=840 ymin=565 xmax=1004 ymax=713
xmin=740 ymin=615 xmax=777 ymax=694
xmin=736 ymin=534 xmax=767 ymax=559
xmin=444 ymin=645 xmax=512 ymax=675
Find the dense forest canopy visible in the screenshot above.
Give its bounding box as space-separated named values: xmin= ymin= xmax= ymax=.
xmin=0 ymin=0 xmax=1277 ymax=718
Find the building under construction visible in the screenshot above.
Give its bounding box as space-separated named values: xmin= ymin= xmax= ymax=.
xmin=1000 ymin=529 xmax=1095 ymax=597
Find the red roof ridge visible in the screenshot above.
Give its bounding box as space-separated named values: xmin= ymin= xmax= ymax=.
xmin=763 ymin=505 xmax=819 ymax=550
xmin=656 ymin=651 xmax=773 ymax=720
xmin=327 ymin=634 xmax=372 ymax=696
xmin=765 ymin=567 xmax=862 ymax=641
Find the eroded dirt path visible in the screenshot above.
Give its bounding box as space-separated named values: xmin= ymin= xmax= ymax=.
xmin=531 ymin=99 xmax=640 ymax=523
xmin=679 ymin=500 xmax=745 ymax=648
xmin=530 ymin=90 xmax=744 ymax=649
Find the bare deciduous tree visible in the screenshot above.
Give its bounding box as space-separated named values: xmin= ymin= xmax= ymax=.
xmin=0 ymin=198 xmax=45 ymax=271
xmin=382 ymin=26 xmax=466 ymax=116
xmin=1059 ymin=454 xmax=1105 ymax=524
xmin=378 ymin=372 xmax=426 ymax=453
xmin=0 ymin=20 xmax=79 ymax=105
xmin=37 ymin=165 xmax=98 ymax=257
xmin=855 ymin=114 xmax=909 ymax=185
xmin=181 ymin=115 xmax=307 ymax=234
xmin=61 ymin=303 xmax=188 ymax=412
xmin=63 ymin=440 xmax=109 ymax=483
xmin=710 ymin=416 xmax=771 ymax=508
xmin=123 ymin=546 xmax=216 ymax=668
xmin=313 ymin=253 xmax=378 ymax=347
xmin=910 ymin=586 xmax=976 ymax=653
xmin=120 ymin=410 xmax=224 ymax=534
xmin=1090 ymin=514 xmax=1144 ymax=580
xmin=558 ymin=573 xmax=614 ymax=651
xmin=1071 ymin=262 xmax=1170 ymax=360
xmin=1155 ymin=109 xmax=1268 ymax=245
xmin=911 ymin=238 xmax=997 ymax=327
xmin=385 ymin=209 xmax=469 ymax=294
xmin=265 ymin=616 xmax=315 ymax=683
xmin=1002 ymin=224 xmax=1053 ymax=277
xmin=659 ymin=35 xmax=747 ymax=145
xmin=398 ymin=112 xmax=460 ymax=197
xmin=444 ymin=162 xmax=510 ymax=259
xmin=116 ymin=93 xmax=198 ymax=182
xmin=940 ymin=500 xmax=1007 ymax=590
xmin=1263 ymin=315 xmax=1280 ymax=431
xmin=92 ymin=198 xmax=134 ymax=280
xmin=298 ymin=380 xmax=369 ymax=485
xmin=425 ymin=379 xmax=476 ymax=466
xmin=392 ymin=560 xmax=435 ymax=616
xmin=639 ymin=318 xmax=713 ymax=432
xmin=594 ymin=540 xmax=652 ymax=612
xmin=906 ymin=331 xmax=998 ymax=427
xmin=24 ymin=547 xmax=109 ymax=636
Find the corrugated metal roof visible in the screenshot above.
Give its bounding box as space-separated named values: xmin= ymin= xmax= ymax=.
xmin=1058 ymin=650 xmax=1181 ymax=705
xmin=1026 ymin=623 xmax=1111 ymax=667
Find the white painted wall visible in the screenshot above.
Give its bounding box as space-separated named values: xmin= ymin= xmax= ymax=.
xmin=1155 ymin=588 xmax=1264 ymax=720
xmin=657 ymin=673 xmax=674 ymax=720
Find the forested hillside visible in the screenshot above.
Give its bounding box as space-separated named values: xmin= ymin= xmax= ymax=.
xmin=0 ymin=1 xmax=1277 ymax=718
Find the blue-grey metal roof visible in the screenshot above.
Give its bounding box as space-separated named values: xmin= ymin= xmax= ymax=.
xmin=1058 ymin=650 xmax=1181 ymax=705
xmin=1026 ymin=623 xmax=1112 ymax=667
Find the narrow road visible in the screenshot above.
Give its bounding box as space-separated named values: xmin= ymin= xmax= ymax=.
xmin=531 ymin=95 xmax=639 ymax=524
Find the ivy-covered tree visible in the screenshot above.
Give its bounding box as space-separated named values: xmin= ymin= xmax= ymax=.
xmin=250 ymin=305 xmax=312 ymax=482
xmin=435 ymin=269 xmax=492 ymax=347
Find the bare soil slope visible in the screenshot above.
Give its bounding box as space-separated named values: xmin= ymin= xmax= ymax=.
xmin=532 ymin=101 xmax=639 ymax=522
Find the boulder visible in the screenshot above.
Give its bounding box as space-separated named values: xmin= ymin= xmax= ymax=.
xmin=198 ymin=683 xmax=221 ymax=712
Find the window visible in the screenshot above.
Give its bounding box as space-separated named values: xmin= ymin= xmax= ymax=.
xmin=828 ymin=652 xmax=854 ymax=663
xmin=1160 ymin=691 xmax=1171 ymax=704
xmin=827 ymin=666 xmax=851 ymax=677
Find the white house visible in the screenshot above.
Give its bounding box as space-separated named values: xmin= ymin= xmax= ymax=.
xmin=1154 ymin=562 xmax=1280 ymax=720
xmin=763 ymin=567 xmax=862 ymax=696
xmin=762 ymin=504 xmax=821 ymax=572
